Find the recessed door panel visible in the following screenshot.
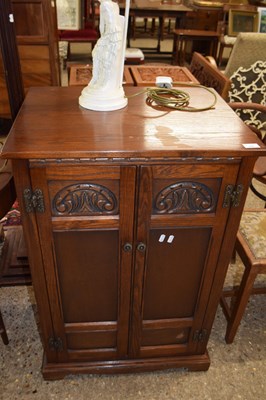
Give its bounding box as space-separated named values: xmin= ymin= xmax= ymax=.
xmin=143 ymin=227 xmax=211 ymax=320
xmin=54 ymin=229 xmax=118 ymax=323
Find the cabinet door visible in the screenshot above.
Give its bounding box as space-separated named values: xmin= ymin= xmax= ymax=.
xmin=30 ymin=164 xmax=136 ymax=363
xmin=130 ymin=162 xmax=240 ymax=358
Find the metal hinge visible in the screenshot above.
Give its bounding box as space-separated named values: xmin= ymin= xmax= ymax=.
xmin=23 ymin=188 xmax=45 ymax=213
xmin=223 ymin=184 xmax=244 ymax=208
xmin=193 ymin=329 xmax=208 ymax=342
xmin=49 ymin=337 xmax=63 ymax=351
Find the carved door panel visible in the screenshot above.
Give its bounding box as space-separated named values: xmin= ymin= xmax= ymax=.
xmin=29 ymin=163 xmax=136 ymax=362
xmin=130 ymin=162 xmax=240 ymax=358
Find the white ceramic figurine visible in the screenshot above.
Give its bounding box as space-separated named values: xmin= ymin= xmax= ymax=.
xmin=79 ymin=0 xmax=130 ymax=111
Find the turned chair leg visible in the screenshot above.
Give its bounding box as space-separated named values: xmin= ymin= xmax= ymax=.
xmin=0 ymin=308 xmax=9 ymax=345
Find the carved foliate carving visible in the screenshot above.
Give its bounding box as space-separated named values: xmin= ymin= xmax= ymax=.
xmin=190 ymin=61 xmax=223 ymax=95
xmin=154 ymin=181 xmax=215 ymax=214
xmin=53 ymin=183 xmax=118 ymax=215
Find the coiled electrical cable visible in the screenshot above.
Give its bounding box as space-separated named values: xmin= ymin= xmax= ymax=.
xmin=126 ymin=82 xmax=217 ymax=112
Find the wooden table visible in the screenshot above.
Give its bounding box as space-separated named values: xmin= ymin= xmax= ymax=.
xmin=119 ymin=0 xmax=192 ymax=52
xmin=130 ymin=65 xmax=199 ymax=86
xmin=2 ymin=86 xmax=266 ymax=380
xmin=69 ymin=65 xmax=134 ymax=87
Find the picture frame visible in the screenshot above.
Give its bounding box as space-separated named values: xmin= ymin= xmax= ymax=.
xmin=228 ymin=9 xmax=259 ymax=36
xmin=56 ymin=0 xmax=82 ymax=31
xmin=258 ymin=7 xmax=266 ymax=32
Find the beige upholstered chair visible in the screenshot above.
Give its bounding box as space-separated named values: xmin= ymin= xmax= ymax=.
xmin=223 ymin=32 xmax=266 ymax=79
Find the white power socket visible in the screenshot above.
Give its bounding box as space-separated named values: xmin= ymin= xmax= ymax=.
xmin=155 ymin=76 xmax=173 ymax=89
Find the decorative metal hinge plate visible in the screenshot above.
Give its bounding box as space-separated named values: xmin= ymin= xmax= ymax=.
xmin=223 ymin=184 xmax=243 ymax=208
xmin=193 ymin=329 xmax=208 ymax=342
xmin=23 ymin=188 xmax=45 ymax=213
xmin=49 ymin=337 xmax=63 ymax=351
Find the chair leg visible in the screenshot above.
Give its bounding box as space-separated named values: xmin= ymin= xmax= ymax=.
xmin=0 ymin=308 xmax=9 ymax=345
xmin=172 ymin=34 xmax=178 ymax=65
xmin=225 ymin=265 xmax=257 ymax=344
xmin=217 ymin=43 xmax=224 ymax=67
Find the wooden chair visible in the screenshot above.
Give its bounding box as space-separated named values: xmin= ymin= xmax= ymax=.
xmin=220 ymin=210 xmax=266 ymax=343
xmin=172 ymin=9 xmax=222 ymax=66
xmin=189 ymin=52 xmax=231 ymax=100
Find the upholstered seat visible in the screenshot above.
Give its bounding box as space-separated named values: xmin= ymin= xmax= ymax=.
xmin=223 ymin=32 xmax=266 ymax=80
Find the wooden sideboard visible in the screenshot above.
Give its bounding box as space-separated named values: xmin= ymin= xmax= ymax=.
xmin=2 ymin=86 xmax=266 ymax=380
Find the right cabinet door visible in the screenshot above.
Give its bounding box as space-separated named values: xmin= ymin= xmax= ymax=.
xmin=130 ymin=162 xmax=240 ymax=358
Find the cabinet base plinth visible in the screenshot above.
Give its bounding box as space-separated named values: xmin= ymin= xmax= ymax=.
xmin=42 ymin=352 xmax=210 ymax=380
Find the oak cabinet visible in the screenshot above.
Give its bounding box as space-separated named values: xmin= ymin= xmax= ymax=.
xmin=2 ymin=86 xmax=266 ymax=379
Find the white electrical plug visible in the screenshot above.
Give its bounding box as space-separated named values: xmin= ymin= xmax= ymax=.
xmin=155 ymin=76 xmax=173 ymax=89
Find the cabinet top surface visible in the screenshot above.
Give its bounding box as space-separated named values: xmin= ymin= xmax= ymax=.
xmin=2 ymin=86 xmax=266 ymax=160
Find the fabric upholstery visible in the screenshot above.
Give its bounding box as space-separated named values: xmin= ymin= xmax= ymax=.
xmin=224 ymin=32 xmax=266 ymax=79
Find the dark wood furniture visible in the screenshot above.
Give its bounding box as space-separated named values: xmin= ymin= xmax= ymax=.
xmin=130 ymin=65 xmax=199 ymax=86
xmin=189 ymin=52 xmax=231 ymax=100
xmin=173 ymin=29 xmax=219 ymax=66
xmin=69 ymin=65 xmax=134 ymax=86
xmin=2 ymin=86 xmax=266 ymax=380
xmin=220 ymin=210 xmax=266 ymax=343
xmin=172 ymin=8 xmax=222 ymax=65
xmin=119 ymin=0 xmax=191 ymax=53
xmin=0 ymin=147 xmax=30 ymax=287
xmin=0 ymin=0 xmax=25 ymax=121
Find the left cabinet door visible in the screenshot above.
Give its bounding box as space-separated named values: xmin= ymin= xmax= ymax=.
xmin=29 ymin=163 xmax=136 ymax=363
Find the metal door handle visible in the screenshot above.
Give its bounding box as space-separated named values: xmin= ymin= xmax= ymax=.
xmin=123 ymin=243 xmax=133 ymax=252
xmin=137 ymin=242 xmax=146 ymax=252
